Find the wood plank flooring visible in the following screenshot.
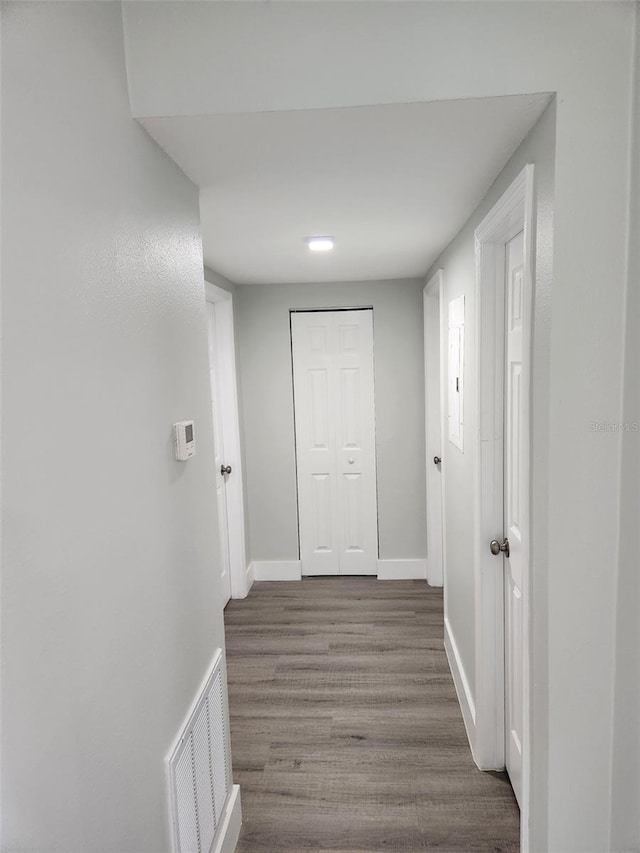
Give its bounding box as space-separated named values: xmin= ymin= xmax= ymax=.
xmin=224 ymin=578 xmax=519 ymax=852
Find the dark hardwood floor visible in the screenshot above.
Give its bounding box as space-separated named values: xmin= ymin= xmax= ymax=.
xmin=224 ymin=577 xmax=519 ymax=852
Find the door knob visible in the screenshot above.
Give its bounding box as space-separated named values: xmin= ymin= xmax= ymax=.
xmin=220 ymin=465 xmax=232 ymax=476
xmin=490 ymin=538 xmax=510 ymax=558
xmin=433 ymin=456 xmax=441 ymax=465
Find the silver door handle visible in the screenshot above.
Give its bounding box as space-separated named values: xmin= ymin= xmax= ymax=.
xmin=490 ymin=538 xmax=510 ymax=558
xmin=221 ymin=465 xmax=232 ymax=476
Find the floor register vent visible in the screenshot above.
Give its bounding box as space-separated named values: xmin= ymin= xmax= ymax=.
xmin=167 ymin=649 xmax=232 ymax=853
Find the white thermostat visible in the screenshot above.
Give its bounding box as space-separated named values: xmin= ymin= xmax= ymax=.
xmin=174 ymin=420 xmax=196 ymax=461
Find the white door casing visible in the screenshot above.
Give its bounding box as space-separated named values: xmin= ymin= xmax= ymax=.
xmin=291 ymin=310 xmax=378 ymax=576
xmin=448 ymin=295 xmax=465 ymax=453
xmin=204 ymin=280 xmax=249 ymax=601
xmin=473 ymin=165 xmax=533 ymax=851
xmin=207 ymin=300 xmax=232 ymax=607
xmin=504 ymin=229 xmax=526 ymax=807
xmin=424 ymin=270 xmax=446 ymax=588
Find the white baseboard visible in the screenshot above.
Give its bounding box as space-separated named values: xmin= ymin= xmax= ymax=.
xmin=252 ymin=560 xmax=302 ymax=581
xmin=244 ymin=562 xmax=254 ymax=595
xmin=377 ymin=558 xmax=427 ymax=580
xmin=426 ymin=558 xmax=444 ymax=588
xmin=251 ymin=559 xmax=426 ymax=581
xmin=211 ymin=784 xmax=242 ymax=853
xmin=444 ymin=617 xmax=477 ymax=754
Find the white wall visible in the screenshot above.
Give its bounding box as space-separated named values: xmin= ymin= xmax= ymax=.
xmin=426 ymin=99 xmax=556 ymax=849
xmin=2 ymin=5 xmax=228 ymax=851
xmin=235 ymin=279 xmax=426 ymax=564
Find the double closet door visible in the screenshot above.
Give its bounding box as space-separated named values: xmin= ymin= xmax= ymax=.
xmin=291 ymin=309 xmax=378 ymax=576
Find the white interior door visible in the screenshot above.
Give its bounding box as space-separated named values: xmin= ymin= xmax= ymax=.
xmin=206 ymin=301 xmax=232 ymax=607
xmin=504 ymin=229 xmax=526 ymax=807
xmin=291 ymin=309 xmax=378 ymax=576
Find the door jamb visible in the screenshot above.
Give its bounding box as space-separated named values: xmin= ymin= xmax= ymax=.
xmin=423 ymin=270 xmax=447 ymax=588
xmin=205 ymin=281 xmax=249 ymax=599
xmin=473 ymin=164 xmax=534 ymax=851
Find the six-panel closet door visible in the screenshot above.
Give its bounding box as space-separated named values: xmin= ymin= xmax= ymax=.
xmin=291 ymin=310 xmax=378 ymax=576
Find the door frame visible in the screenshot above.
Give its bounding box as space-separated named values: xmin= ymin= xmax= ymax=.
xmin=205 ymin=281 xmax=249 ymax=599
xmin=473 ymin=165 xmax=534 ymax=850
xmin=423 ymin=270 xmax=446 ymax=588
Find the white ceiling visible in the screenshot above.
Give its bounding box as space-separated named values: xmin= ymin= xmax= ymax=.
xmin=141 ymin=94 xmax=550 ymax=284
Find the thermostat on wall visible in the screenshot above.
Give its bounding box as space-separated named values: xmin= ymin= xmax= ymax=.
xmin=174 ymin=420 xmax=195 ymax=461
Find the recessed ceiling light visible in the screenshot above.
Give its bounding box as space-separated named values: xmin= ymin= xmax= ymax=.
xmin=306 ymin=237 xmax=334 ymax=252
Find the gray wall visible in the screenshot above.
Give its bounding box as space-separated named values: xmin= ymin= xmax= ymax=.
xmin=2 ymin=5 xmax=227 ymax=851
xmin=204 ymin=265 xmax=235 ymax=296
xmin=610 ymin=7 xmax=640 ymax=851
xmin=235 ymin=279 xmax=426 ymax=563
xmin=425 ymin=100 xmax=556 ymax=847
xmin=121 ymin=5 xmax=638 ymax=847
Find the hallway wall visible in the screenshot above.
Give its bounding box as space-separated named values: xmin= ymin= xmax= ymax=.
xmin=234 ymin=279 xmax=427 ymax=564
xmin=610 ymin=6 xmax=640 ymax=850
xmin=122 ymin=5 xmax=637 ymax=847
xmin=425 ymin=100 xmax=556 ymax=846
xmin=2 ymin=5 xmax=228 ymax=851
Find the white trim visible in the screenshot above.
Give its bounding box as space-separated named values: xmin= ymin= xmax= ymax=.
xmin=244 ymin=561 xmax=254 ymax=593
xmin=474 ymin=164 xmax=534 ymax=850
xmin=423 ymin=270 xmax=446 ymax=588
xmin=447 ymin=295 xmax=465 ymax=453
xmin=252 ymin=560 xmax=302 ymax=581
xmin=444 ymin=618 xmax=477 ymax=751
xmin=210 ymin=785 xmax=242 ymax=853
xmin=376 ymin=558 xmax=427 ymax=580
xmin=165 ymin=648 xmax=238 ymax=853
xmin=205 ymin=281 xmax=249 ymax=599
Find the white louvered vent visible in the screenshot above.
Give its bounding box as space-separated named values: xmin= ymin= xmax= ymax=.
xmin=167 ymin=649 xmax=232 ymax=853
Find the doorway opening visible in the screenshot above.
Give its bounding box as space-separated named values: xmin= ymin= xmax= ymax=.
xmin=205 ymin=280 xmax=249 ymax=603
xmin=473 ymin=164 xmax=534 ymax=850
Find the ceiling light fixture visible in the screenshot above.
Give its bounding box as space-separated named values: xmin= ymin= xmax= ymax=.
xmin=306 ymin=237 xmax=334 ymax=252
